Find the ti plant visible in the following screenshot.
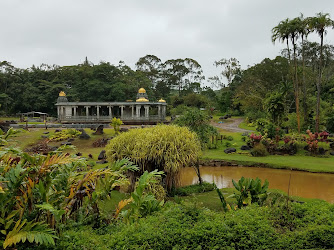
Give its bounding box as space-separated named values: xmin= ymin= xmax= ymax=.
xmin=229 ymin=177 xmax=269 ymax=209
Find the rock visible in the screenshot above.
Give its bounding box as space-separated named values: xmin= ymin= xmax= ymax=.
xmin=61 ymin=142 xmax=72 ymax=146
xmin=98 ymin=150 xmax=106 ymax=160
xmin=68 ymin=138 xmax=75 ymax=142
xmin=219 ymin=116 xmax=224 ymax=120
xmin=43 ymin=132 xmax=49 ymax=134
xmin=120 ymin=127 xmax=129 ymax=133
xmin=41 ymin=135 xmax=49 ymax=138
xmin=240 ymin=145 xmax=251 ymax=150
xmin=78 ymin=129 xmax=91 ymax=139
xmin=224 ymin=148 xmax=236 ymax=154
xmin=96 ymin=160 xmax=108 ymax=164
xmin=88 ymin=154 xmax=93 ymax=159
xmin=330 ymin=151 xmax=334 ymax=156
xmin=93 ymin=125 xmax=104 ymax=135
xmin=76 ymin=152 xmax=82 ymax=156
xmin=242 ymin=132 xmax=249 ymax=136
xmin=318 ymin=147 xmax=326 ymax=155
xmin=55 ymin=129 xmax=61 ymax=133
xmin=330 ymin=142 xmax=334 ymax=150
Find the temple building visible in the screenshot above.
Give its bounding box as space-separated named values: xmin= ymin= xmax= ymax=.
xmin=55 ymin=88 xmax=167 ymax=124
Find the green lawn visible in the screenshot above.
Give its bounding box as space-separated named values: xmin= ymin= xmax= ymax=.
xmin=203 ymin=130 xmax=334 ymax=173
xmin=7 ymin=127 xmax=116 ymax=160
xmin=178 ymin=188 xmax=320 ymax=212
xmin=238 ymin=120 xmax=256 ymax=131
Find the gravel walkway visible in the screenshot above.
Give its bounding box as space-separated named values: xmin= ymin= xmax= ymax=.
xmin=212 ymin=117 xmax=253 ymax=133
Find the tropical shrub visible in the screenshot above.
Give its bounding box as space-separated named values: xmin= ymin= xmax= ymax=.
xmin=173 ymin=108 xmax=218 ymax=146
xmin=106 ymin=125 xmax=201 ymax=191
xmin=110 ymin=117 xmax=123 ymax=135
xmin=250 ymin=143 xmax=268 ymax=157
xmin=48 ymin=129 xmax=81 ymax=141
xmin=228 ymin=177 xmax=269 ymax=208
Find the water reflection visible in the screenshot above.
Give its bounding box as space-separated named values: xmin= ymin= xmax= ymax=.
xmin=179 ymin=166 xmax=334 ymax=203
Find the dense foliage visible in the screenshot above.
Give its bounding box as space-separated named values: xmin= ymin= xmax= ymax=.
xmin=49 ymin=200 xmax=334 ymax=250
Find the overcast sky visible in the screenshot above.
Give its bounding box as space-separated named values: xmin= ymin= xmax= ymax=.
xmin=1 ymin=0 xmax=334 ymax=85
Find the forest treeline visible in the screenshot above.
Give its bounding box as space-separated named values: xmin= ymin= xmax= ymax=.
xmin=1 ymin=13 xmax=334 ymax=132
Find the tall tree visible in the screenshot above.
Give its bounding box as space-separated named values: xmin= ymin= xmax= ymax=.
xmin=307 ymin=12 xmax=334 ymax=132
xmin=272 ymin=18 xmax=292 ymax=62
xmin=163 ymin=58 xmax=204 ymax=95
xmin=272 ymin=18 xmax=301 ymax=133
xmin=209 ymin=57 xmax=240 ymax=89
xmin=295 ymin=14 xmax=310 ymax=125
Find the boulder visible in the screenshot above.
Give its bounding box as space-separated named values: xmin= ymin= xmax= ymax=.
xmin=330 ymin=151 xmax=334 ymax=156
xmin=240 ymin=145 xmax=251 ymax=151
xmin=78 ymin=129 xmax=90 ymax=139
xmin=120 ymin=127 xmax=129 ymax=133
xmin=224 ymin=148 xmax=236 ymax=154
xmin=98 ymin=150 xmax=106 ymax=160
xmin=93 ymin=125 xmax=104 ymax=135
xmin=330 ymin=142 xmax=334 ymax=150
xmin=318 ymin=147 xmax=326 ymax=155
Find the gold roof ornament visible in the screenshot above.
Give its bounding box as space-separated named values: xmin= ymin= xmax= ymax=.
xmin=158 ymin=98 xmax=166 ymax=103
xmin=136 ymin=97 xmax=149 ymax=102
xmin=138 ymin=88 xmax=146 ymax=94
xmin=59 ymin=91 xmax=66 ymax=97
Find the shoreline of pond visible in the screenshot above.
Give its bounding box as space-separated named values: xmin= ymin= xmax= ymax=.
xmin=199 ymin=158 xmax=334 ymax=174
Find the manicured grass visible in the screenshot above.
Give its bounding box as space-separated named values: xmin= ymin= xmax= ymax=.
xmin=0 ymin=117 xmax=19 ymax=121
xmin=178 ymin=188 xmax=322 ymax=212
xmin=238 ymin=120 xmax=256 ymax=131
xmin=8 ymin=127 xmax=116 ymax=160
xmin=203 ymin=130 xmax=334 ymax=173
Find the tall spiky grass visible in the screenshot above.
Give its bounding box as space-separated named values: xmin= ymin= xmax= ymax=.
xmin=106 ymin=125 xmax=201 ymax=191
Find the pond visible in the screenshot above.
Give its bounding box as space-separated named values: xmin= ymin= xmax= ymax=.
xmin=179 ymin=166 xmax=334 ymax=203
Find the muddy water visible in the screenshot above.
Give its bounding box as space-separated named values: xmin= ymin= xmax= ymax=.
xmin=179 ymin=166 xmax=334 ymax=203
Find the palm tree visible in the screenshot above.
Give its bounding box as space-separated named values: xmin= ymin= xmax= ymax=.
xmin=288 ymin=17 xmax=302 ymax=133
xmin=272 ymin=18 xmax=301 ymax=133
xmin=272 ymin=18 xmax=291 ymax=62
xmin=307 ymin=13 xmax=334 ymax=132
xmin=295 ymin=14 xmax=310 ymax=125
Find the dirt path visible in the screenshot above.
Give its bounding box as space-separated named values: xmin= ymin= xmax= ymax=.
xmin=211 ymin=117 xmax=253 ymax=133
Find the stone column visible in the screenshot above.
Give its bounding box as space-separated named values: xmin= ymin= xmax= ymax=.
xmin=109 ymin=106 xmax=113 ymax=119
xmin=96 ymin=106 xmax=101 ymax=119
xmin=131 ymin=105 xmax=134 ymax=118
xmin=73 ymin=106 xmax=77 ymax=117
xmin=120 ymin=106 xmax=125 ymax=119
xmin=144 ymin=105 xmax=149 ymax=118
xmin=162 ymin=106 xmax=166 ymax=118
xmin=85 ymin=106 xmax=90 ymax=119
xmin=136 ymin=105 xmax=141 ymax=118
xmin=158 ymin=105 xmax=161 ymax=118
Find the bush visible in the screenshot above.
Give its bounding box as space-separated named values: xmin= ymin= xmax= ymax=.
xmin=56 ymin=201 xmax=334 ymax=249
xmin=106 ymin=125 xmax=201 ymax=191
xmin=251 ymin=143 xmax=268 ymax=157
xmin=326 ymin=114 xmax=334 ymax=133
xmin=174 ymin=182 xmax=215 ymax=196
xmin=226 ymin=135 xmax=234 ymax=141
